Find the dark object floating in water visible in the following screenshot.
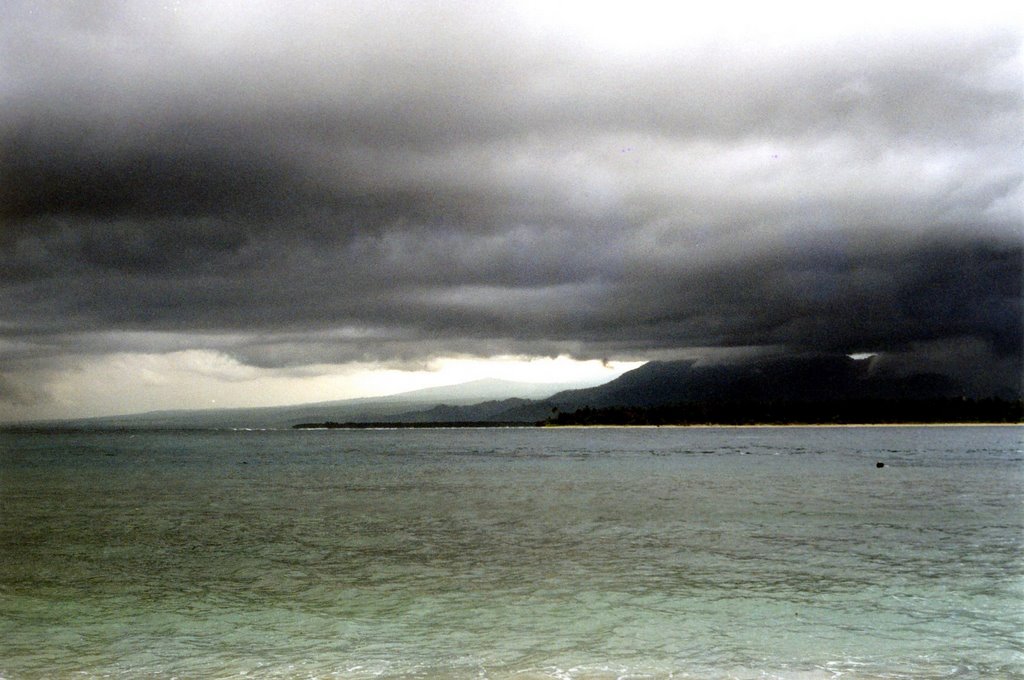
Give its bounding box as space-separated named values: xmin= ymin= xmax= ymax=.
xmin=876 ymin=462 xmax=885 ymax=468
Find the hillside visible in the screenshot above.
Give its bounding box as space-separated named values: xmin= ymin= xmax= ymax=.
xmin=18 ymin=355 xmax=1021 ymax=430
xmin=23 ymin=378 xmax=584 ymax=429
xmin=539 ymin=355 xmax=1021 ymax=425
xmin=546 ymin=355 xmax=968 ymax=409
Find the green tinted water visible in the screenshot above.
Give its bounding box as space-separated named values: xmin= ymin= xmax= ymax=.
xmin=1 ymin=426 xmax=1021 ymax=678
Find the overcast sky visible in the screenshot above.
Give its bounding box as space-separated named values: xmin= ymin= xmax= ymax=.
xmin=1 ymin=1 xmax=1021 ymax=420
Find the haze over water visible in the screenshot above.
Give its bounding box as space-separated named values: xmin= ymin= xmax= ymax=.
xmin=1 ymin=426 xmax=1021 ymax=679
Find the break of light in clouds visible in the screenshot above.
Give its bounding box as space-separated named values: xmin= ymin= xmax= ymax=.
xmin=28 ymin=351 xmax=638 ymax=420
xmin=1 ymin=0 xmax=1021 ymax=420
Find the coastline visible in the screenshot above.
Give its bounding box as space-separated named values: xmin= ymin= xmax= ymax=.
xmin=538 ymin=422 xmax=1022 ymax=428
xmin=292 ymin=421 xmax=1021 ymax=430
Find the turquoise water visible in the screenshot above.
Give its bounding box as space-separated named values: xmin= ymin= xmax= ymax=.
xmin=1 ymin=426 xmax=1021 ymax=679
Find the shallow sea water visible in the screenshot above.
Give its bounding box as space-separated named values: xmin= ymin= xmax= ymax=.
xmin=0 ymin=426 xmax=1021 ymax=679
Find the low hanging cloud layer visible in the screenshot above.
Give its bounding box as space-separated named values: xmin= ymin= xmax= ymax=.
xmin=1 ymin=1 xmax=1022 ymax=414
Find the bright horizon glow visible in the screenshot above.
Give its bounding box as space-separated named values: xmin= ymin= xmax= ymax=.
xmin=357 ymin=356 xmax=645 ymax=398
xmin=5 ymin=353 xmax=643 ymax=422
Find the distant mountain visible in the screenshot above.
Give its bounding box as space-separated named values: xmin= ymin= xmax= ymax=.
xmin=31 ymin=378 xmax=589 ymax=429
xmin=22 ymin=355 xmax=1019 ymax=430
xmin=536 ymin=355 xmax=1021 ymax=425
xmin=387 ymin=397 xmax=548 ymax=423
xmin=381 ymin=378 xmax=586 ymax=403
xmin=545 ymin=354 xmax=968 ymax=410
xmin=363 ymin=354 xmax=994 ymax=425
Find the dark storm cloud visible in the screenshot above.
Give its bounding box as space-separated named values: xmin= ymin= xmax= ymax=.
xmin=1 ymin=2 xmax=1021 ymax=394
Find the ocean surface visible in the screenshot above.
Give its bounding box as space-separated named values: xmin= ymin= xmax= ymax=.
xmin=0 ymin=425 xmax=1021 ymax=679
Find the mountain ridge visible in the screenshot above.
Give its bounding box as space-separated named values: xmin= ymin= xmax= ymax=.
xmin=544 ymin=355 xmax=968 ymax=409
xmin=12 ymin=355 xmax=1021 ymax=429
xmin=295 ymin=355 xmax=1022 ymax=427
xmin=7 ymin=377 xmax=596 ymax=429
